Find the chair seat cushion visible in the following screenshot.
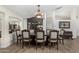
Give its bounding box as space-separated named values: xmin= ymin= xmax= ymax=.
xmin=58 ymin=36 xmax=62 ymax=39
xmin=23 ymin=39 xmax=32 ymax=42
xmin=23 ymin=40 xmax=30 ymax=41
xmin=36 ymin=40 xmax=44 ymax=42
xmin=49 ymin=40 xmax=57 ymax=42
xmin=18 ymin=36 xmax=21 ymax=39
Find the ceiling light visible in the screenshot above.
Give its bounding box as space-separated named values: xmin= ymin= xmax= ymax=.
xmin=35 ymin=5 xmax=43 ymax=18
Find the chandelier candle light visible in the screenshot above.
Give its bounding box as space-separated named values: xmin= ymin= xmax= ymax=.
xmin=35 ymin=5 xmax=43 ymax=18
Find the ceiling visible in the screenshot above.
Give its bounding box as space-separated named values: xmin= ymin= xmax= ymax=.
xmin=2 ymin=5 xmax=79 ymax=18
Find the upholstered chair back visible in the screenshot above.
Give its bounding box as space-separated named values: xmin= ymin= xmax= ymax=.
xmin=49 ymin=30 xmax=59 ymax=40
xmin=59 ymin=29 xmax=65 ymax=35
xmin=30 ymin=30 xmax=34 ymax=35
xmin=46 ymin=29 xmax=50 ymax=35
xmin=36 ymin=30 xmax=44 ymax=40
xmin=22 ymin=30 xmax=30 ymax=39
xmin=50 ymin=32 xmax=57 ymax=39
xmin=16 ymin=29 xmax=21 ymax=36
xmin=37 ymin=32 xmax=43 ymax=39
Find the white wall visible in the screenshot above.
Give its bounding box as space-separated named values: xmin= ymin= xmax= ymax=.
xmin=46 ymin=12 xmax=53 ymax=29
xmin=22 ymin=18 xmax=27 ymax=30
xmin=76 ymin=18 xmax=79 ymax=36
xmin=43 ymin=12 xmax=46 ymax=34
xmin=46 ymin=7 xmax=79 ymax=38
xmin=70 ymin=8 xmax=77 ymax=38
xmin=0 ymin=6 xmax=22 ymax=48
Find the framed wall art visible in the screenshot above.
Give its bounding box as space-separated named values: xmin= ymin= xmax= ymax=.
xmin=59 ymin=21 xmax=70 ymax=29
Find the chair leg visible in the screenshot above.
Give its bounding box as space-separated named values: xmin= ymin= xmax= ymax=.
xmin=22 ymin=42 xmax=23 ymax=48
xmin=22 ymin=41 xmax=24 ymax=48
xmin=56 ymin=42 xmax=58 ymax=52
xmin=49 ymin=43 xmax=51 ymax=49
xmin=36 ymin=42 xmax=37 ymax=50
xmin=29 ymin=41 xmax=30 ymax=48
xmin=53 ymin=42 xmax=55 ymax=47
xmin=43 ymin=42 xmax=45 ymax=49
xmin=19 ymin=40 xmax=21 ymax=47
xmin=71 ymin=37 xmax=73 ymax=40
xmin=62 ymin=38 xmax=64 ymax=45
xmin=17 ymin=40 xmax=18 ymax=45
xmin=59 ymin=40 xmax=61 ymax=44
xmin=20 ymin=40 xmax=21 ymax=44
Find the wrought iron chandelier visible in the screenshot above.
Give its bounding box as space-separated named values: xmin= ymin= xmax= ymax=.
xmin=35 ymin=5 xmax=43 ymax=18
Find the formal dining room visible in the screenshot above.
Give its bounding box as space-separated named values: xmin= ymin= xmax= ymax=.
xmin=0 ymin=5 xmax=79 ymax=53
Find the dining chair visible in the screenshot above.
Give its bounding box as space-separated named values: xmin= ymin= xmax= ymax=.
xmin=35 ymin=30 xmax=46 ymax=50
xmin=22 ymin=29 xmax=32 ymax=48
xmin=30 ymin=29 xmax=35 ymax=35
xmin=46 ymin=29 xmax=51 ymax=35
xmin=16 ymin=29 xmax=22 ymax=45
xmin=59 ymin=29 xmax=65 ymax=44
xmin=48 ymin=30 xmax=59 ymax=50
